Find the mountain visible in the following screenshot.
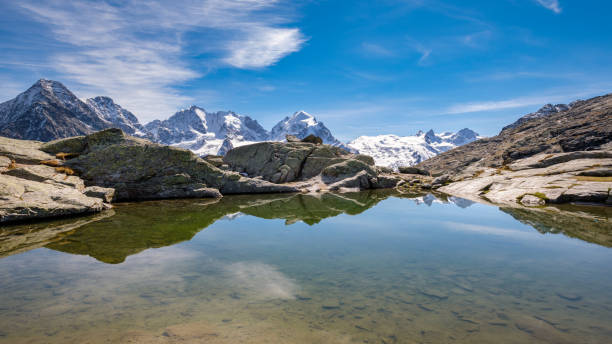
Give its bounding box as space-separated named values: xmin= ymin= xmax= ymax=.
xmin=0 ymin=79 xmax=109 ymax=141
xmin=501 ymin=103 xmax=575 ymax=132
xmin=347 ymin=128 xmax=480 ymax=170
xmin=144 ymin=106 xmax=269 ymax=156
xmin=145 ymin=109 xmax=350 ymax=156
xmin=270 ymin=111 xmax=346 ymax=148
xmin=417 ymin=94 xmax=612 ymax=176
xmin=86 ymin=96 xmax=146 ymax=136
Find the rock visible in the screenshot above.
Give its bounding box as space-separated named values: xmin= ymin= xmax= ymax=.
xmin=285 ymin=134 xmax=300 ymax=142
xmin=83 ymin=186 xmax=116 ymax=203
xmin=301 ymin=134 xmax=323 ymax=144
xmin=328 ymin=170 xmax=371 ymax=190
xmin=0 ymin=156 xmax=10 ymax=171
xmin=202 ymin=155 xmax=224 ymax=167
xmin=398 ymin=166 xmax=429 ymax=175
xmin=321 ymin=159 xmax=376 ymax=183
xmin=520 ymin=194 xmax=545 ymax=206
xmin=376 ymin=166 xmax=393 ymax=174
xmin=0 ymin=173 xmax=108 ymax=223
xmin=0 ymin=136 xmax=54 ymax=164
xmin=301 ymin=145 xmax=353 ymax=179
xmin=432 ymin=174 xmax=451 ymax=185
xmin=223 ymin=142 xmax=314 ymax=183
xmin=3 ymin=164 xmax=85 ymax=190
xmin=353 ymin=154 xmax=375 ymax=166
xmin=52 ymin=130 xmax=297 ymax=200
xmin=372 ymin=174 xmax=402 ymax=189
xmin=0 ymin=135 xmax=117 ymax=223
xmin=422 ymin=183 xmax=432 ymax=189
xmin=223 ymin=141 xmax=386 ymax=191
xmin=578 ymin=168 xmax=612 ymax=177
xmin=558 ymin=183 xmax=610 ymax=203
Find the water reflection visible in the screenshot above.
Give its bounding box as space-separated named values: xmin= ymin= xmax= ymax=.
xmin=1 ymin=191 xmax=610 ymax=264
xmin=0 ymin=191 xmax=611 ymax=343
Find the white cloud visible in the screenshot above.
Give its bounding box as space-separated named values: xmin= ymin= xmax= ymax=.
xmin=16 ymin=0 xmax=305 ymax=122
xmin=535 ymin=0 xmax=562 ymax=14
xmin=224 ymin=27 xmax=305 ymax=68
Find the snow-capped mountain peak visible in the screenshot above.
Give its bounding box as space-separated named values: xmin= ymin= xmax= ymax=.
xmin=292 ymin=110 xmax=318 ymax=126
xmin=143 ymin=106 xmax=268 ymax=156
xmin=269 ymin=110 xmax=349 ymax=150
xmin=86 ymin=96 xmax=145 ymax=136
xmin=0 ymin=79 xmax=109 ymax=141
xmin=348 ymin=128 xmax=481 ymax=170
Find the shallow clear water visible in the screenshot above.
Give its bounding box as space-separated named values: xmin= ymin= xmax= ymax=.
xmin=1 ymin=191 xmax=611 ymax=343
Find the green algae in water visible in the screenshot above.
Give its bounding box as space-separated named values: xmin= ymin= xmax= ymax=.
xmin=0 ymin=191 xmax=611 ymax=343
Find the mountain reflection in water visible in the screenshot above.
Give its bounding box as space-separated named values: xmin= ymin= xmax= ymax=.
xmin=1 ymin=190 xmax=610 ymax=264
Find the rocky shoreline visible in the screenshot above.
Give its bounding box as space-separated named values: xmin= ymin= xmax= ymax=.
xmin=427 ymin=150 xmax=612 ymax=207
xmin=0 ymin=129 xmax=401 ymax=223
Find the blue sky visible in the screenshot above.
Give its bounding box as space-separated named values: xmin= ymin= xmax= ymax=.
xmin=0 ymin=0 xmax=611 ymax=141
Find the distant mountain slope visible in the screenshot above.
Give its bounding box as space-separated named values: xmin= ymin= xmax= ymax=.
xmin=417 ymin=94 xmax=612 ymax=176
xmin=144 ymin=106 xmax=269 ymax=156
xmin=348 ymin=129 xmax=479 ymax=170
xmin=0 ymin=79 xmax=109 ymax=141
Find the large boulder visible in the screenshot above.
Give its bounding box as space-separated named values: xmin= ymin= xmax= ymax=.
xmin=223 ymin=142 xmax=315 ymax=183
xmin=222 ymin=141 xmax=393 ymax=190
xmin=42 ymin=129 xmax=297 ymax=201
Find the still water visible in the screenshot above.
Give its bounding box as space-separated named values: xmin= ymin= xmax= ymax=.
xmin=0 ymin=191 xmax=611 ymax=343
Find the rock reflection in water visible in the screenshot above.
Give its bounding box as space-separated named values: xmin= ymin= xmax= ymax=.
xmin=1 ymin=190 xmax=610 ymax=264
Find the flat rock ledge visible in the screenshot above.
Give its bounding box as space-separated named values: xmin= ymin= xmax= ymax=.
xmin=0 ymin=136 xmax=113 ymax=223
xmin=436 ymin=150 xmax=612 ymax=207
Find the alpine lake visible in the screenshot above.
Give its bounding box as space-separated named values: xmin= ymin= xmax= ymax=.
xmin=1 ymin=190 xmax=611 ymax=343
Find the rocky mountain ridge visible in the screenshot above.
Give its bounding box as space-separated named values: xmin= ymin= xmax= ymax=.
xmin=417 ymin=93 xmax=612 ymax=176
xmin=411 ymin=93 xmax=612 ymax=208
xmin=501 ymin=102 xmax=576 ymax=132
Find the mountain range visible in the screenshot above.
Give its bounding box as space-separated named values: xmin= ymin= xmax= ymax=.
xmin=1 ymin=79 xmax=482 ymax=167
xmin=348 ymin=129 xmax=480 ymax=170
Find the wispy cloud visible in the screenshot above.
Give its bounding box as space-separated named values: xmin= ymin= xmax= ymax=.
xmin=15 ymin=0 xmax=305 ymax=121
xmin=445 ymin=85 xmax=612 ymax=114
xmin=224 ymin=27 xmax=305 ymax=68
xmin=465 ymin=71 xmax=583 ymax=82
xmin=535 ymin=0 xmax=562 ymax=14
xmin=446 ymin=96 xmax=552 ymax=114
xmin=361 ymin=42 xmax=395 ymax=57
